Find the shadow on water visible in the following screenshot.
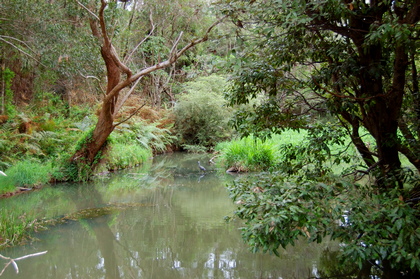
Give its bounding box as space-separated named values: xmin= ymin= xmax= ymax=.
xmin=0 ymin=153 xmax=345 ymax=278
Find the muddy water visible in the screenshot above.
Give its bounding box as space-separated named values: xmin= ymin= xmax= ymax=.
xmin=0 ymin=153 xmax=339 ymax=278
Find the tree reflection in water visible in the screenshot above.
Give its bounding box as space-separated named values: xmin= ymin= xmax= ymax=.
xmin=0 ymin=153 xmax=346 ymax=278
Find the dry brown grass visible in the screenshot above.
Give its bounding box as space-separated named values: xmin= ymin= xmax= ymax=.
xmin=70 ymin=89 xmax=174 ymax=129
xmin=69 ymin=89 xmax=100 ymax=107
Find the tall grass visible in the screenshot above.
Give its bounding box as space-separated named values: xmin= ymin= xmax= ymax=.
xmin=0 ymin=160 xmax=52 ymax=194
xmin=0 ymin=186 xmax=73 ymax=247
xmin=216 ymin=135 xmax=278 ymax=172
xmin=216 ymin=129 xmax=369 ymax=175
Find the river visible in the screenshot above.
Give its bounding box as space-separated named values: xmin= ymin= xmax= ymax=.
xmin=0 ymin=153 xmax=340 ymax=278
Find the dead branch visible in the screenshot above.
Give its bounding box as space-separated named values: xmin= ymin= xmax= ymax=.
xmin=0 ymin=251 xmax=48 ymax=276
xmin=113 ymin=77 xmax=143 ymax=118
xmin=113 ymin=103 xmax=147 ymax=128
xmin=169 ymin=32 xmax=184 ymax=62
xmin=129 ymin=15 xmax=227 ymax=83
xmin=0 ymin=37 xmax=43 ymax=66
xmin=0 ymin=35 xmax=37 ymax=55
xmin=171 ymin=15 xmax=227 ymax=61
xmin=102 ymin=15 xmax=227 ymax=107
xmin=79 ymin=72 xmax=106 ymax=95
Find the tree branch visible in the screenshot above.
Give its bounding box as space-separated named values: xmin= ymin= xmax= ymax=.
xmin=75 ymin=0 xmax=99 ymax=21
xmin=172 ymin=16 xmax=227 ymax=61
xmin=0 ymin=251 xmax=48 ymax=276
xmin=113 ymin=103 xmax=147 ymax=128
xmin=97 ymin=0 xmax=132 ymax=78
xmin=129 ymin=16 xmax=227 ymax=83
xmin=110 ymin=44 xmax=132 ymax=78
xmin=123 ymin=10 xmax=155 ymax=64
xmin=113 ymin=76 xmax=143 ymax=118
xmin=102 ymin=16 xmax=227 ymax=112
xmin=0 ymin=37 xmax=43 ymax=66
xmin=99 ymin=0 xmax=110 ymax=47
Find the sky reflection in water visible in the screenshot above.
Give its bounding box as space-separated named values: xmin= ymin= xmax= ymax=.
xmin=1 ymin=153 xmax=339 ymax=278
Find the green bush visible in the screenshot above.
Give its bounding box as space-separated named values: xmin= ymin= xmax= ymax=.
xmin=226 ymin=171 xmax=420 ymax=276
xmin=174 ymin=74 xmax=233 ymax=149
xmin=1 ymin=67 xmax=17 ymax=117
xmin=181 ymin=144 xmax=208 ymax=153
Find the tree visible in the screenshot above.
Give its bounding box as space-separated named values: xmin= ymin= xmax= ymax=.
xmin=0 ymin=0 xmax=104 ymax=112
xmin=218 ymin=0 xmax=420 ymax=277
xmin=69 ymin=0 xmax=223 ymax=177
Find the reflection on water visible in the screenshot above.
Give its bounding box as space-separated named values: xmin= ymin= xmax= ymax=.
xmin=0 ymin=153 xmax=340 ymax=278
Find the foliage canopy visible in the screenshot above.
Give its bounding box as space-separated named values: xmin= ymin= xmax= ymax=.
xmin=218 ymin=0 xmax=420 ymax=277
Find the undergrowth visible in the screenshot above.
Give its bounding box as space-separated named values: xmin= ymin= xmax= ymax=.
xmin=106 ymin=143 xmax=152 ymax=170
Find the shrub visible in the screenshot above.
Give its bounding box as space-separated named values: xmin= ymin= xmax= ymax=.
xmin=112 ymin=121 xmax=176 ymax=154
xmin=181 ymin=144 xmax=208 ymax=153
xmin=174 ymin=74 xmax=233 ymax=149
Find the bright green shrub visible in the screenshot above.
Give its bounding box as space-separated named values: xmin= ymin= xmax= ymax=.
xmin=1 ymin=67 xmax=16 ymax=116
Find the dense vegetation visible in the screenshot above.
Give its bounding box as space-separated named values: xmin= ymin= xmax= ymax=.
xmin=217 ymin=0 xmax=420 ymax=278
xmin=1 ymin=0 xmax=420 ymax=277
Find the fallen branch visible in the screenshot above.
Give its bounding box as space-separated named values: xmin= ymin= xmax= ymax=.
xmin=0 ymin=251 xmax=48 ymax=276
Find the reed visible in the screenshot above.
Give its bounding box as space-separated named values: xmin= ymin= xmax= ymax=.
xmin=0 ymin=211 xmax=36 ymax=247
xmin=216 ymin=135 xmax=277 ymax=172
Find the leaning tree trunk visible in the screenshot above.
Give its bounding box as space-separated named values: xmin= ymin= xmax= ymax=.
xmin=69 ymin=0 xmax=223 ymax=180
xmin=69 ymin=16 xmax=122 ymax=172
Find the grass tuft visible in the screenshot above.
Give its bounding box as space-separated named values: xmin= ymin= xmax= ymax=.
xmin=216 ymin=135 xmax=277 ymax=172
xmin=0 ymin=160 xmax=52 ymax=194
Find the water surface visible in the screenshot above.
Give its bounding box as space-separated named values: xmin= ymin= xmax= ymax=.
xmin=1 ymin=153 xmax=339 ymax=278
